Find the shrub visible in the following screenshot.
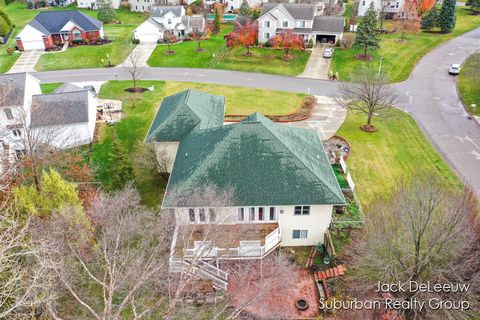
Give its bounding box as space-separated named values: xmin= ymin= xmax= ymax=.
xmin=0 ymin=9 xmax=13 ymax=28
xmin=120 ymin=0 xmax=130 ymax=9
xmin=0 ymin=18 xmax=9 ymax=37
xmin=341 ymin=33 xmax=355 ymax=49
xmin=306 ymin=38 xmax=313 ymax=49
xmin=84 ymin=38 xmax=90 ymax=45
xmin=335 ymin=38 xmax=341 ymax=47
xmin=6 ymin=47 xmax=13 ymax=55
xmin=264 ymin=39 xmax=271 ymax=47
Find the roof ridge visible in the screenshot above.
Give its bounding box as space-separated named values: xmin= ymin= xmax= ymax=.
xmin=257 ymin=122 xmax=343 ymax=202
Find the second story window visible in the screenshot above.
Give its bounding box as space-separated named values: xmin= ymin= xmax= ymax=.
xmin=264 ymin=21 xmax=270 ymax=27
xmin=189 ymin=208 xmax=195 ymax=222
xmin=362 ymin=0 xmax=366 ymax=5
xmin=282 ymin=20 xmax=288 ymax=28
xmin=300 ymin=21 xmax=306 ymax=28
xmin=199 ymin=208 xmax=206 ymax=222
xmin=168 ymin=18 xmax=172 ymax=24
xmin=209 ymin=208 xmax=216 ymax=222
xmin=12 ymin=129 xmax=21 ymax=137
xmin=294 ymin=206 xmax=310 ymax=215
xmin=4 ymin=108 xmax=13 ymax=120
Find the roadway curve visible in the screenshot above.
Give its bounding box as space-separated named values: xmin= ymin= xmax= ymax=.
xmin=32 ymin=27 xmax=480 ymax=192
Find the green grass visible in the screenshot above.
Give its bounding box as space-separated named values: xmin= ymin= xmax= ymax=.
xmin=337 ymin=110 xmax=462 ymax=208
xmin=458 ymin=52 xmax=480 ymax=115
xmin=40 ymin=82 xmax=62 ymax=93
xmin=331 ymin=7 xmax=480 ymax=82
xmin=0 ymin=2 xmax=146 ymax=72
xmin=147 ymin=24 xmax=310 ymax=76
xmin=92 ymin=80 xmax=307 ymax=206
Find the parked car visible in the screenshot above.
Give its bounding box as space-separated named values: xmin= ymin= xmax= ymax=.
xmin=449 ymin=64 xmax=461 ymax=75
xmin=323 ymin=48 xmax=334 ymax=58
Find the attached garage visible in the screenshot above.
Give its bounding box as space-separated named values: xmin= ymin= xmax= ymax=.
xmin=312 ymin=16 xmax=345 ymax=45
xmin=133 ymin=19 xmax=163 ymax=43
xmin=16 ymin=24 xmax=46 ymax=51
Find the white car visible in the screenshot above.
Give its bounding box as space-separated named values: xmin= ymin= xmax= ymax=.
xmin=323 ymin=48 xmax=334 ymax=58
xmin=449 ymin=64 xmax=461 ymax=75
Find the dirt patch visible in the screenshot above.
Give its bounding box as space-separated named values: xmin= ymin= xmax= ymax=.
xmin=355 ymin=54 xmax=373 ymax=61
xmin=224 ymin=96 xmax=317 ymax=123
xmin=124 ymin=87 xmax=149 ymax=93
xmin=395 ymin=39 xmax=408 ymax=44
xmin=164 ymin=50 xmax=176 ymax=55
xmin=360 ymin=124 xmax=377 ymax=132
xmin=195 ymin=48 xmax=206 ymax=52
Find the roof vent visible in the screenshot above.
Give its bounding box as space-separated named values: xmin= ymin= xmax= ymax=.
xmin=185 ymin=153 xmax=188 ymax=157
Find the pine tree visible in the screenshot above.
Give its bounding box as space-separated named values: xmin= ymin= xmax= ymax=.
xmin=438 ymin=0 xmax=456 ymax=33
xmin=421 ymin=6 xmax=438 ymax=31
xmin=97 ymin=0 xmax=116 ymax=23
xmin=239 ymin=0 xmax=251 ymax=16
xmin=108 ymin=130 xmax=134 ymax=191
xmin=353 ymin=2 xmax=380 ymax=57
xmin=466 ymin=0 xmax=480 ymax=14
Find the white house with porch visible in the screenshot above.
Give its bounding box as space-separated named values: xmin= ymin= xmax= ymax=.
xmin=144 ymin=89 xmax=345 ymax=288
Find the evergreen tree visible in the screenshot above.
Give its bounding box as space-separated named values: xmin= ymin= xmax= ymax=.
xmin=0 ymin=9 xmax=13 ymax=28
xmin=107 ymin=130 xmax=134 ymax=191
xmin=239 ymin=0 xmax=251 ymax=16
xmin=353 ymin=2 xmax=380 ymax=57
xmin=97 ymin=0 xmax=116 ymax=23
xmin=466 ymin=0 xmax=480 ymax=14
xmin=421 ymin=6 xmax=438 ymax=30
xmin=438 ymin=0 xmax=456 ymax=33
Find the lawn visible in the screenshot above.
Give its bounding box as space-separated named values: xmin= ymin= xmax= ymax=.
xmin=331 ymin=7 xmax=480 ymax=82
xmin=337 ymin=110 xmax=462 ymax=208
xmin=458 ymin=52 xmax=480 ymax=115
xmin=147 ymin=24 xmax=310 ymax=76
xmin=40 ymin=82 xmax=63 ymax=93
xmin=0 ymin=1 xmax=146 ymax=72
xmin=92 ymin=80 xmax=307 ymax=206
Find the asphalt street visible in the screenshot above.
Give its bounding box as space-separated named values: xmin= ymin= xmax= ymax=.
xmin=32 ymin=27 xmax=480 ymax=192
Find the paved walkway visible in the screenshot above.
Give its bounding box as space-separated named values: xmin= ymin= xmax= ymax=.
xmin=8 ymin=50 xmax=43 ymax=73
xmin=298 ymin=45 xmax=330 ymax=80
xmin=120 ymin=43 xmax=157 ymax=68
xmin=286 ymin=96 xmax=346 ymax=140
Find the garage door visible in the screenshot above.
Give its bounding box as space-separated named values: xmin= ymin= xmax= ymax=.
xmin=137 ymin=33 xmax=159 ymax=43
xmin=22 ymin=40 xmax=45 ymax=51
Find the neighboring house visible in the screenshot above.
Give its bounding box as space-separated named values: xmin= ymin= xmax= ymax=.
xmin=48 ymin=0 xmax=76 ymax=7
xmin=144 ymin=89 xmax=345 ymax=285
xmin=357 ymin=0 xmax=404 ymax=16
xmin=133 ymin=6 xmax=205 ymax=43
xmin=77 ymin=0 xmax=121 ymax=10
xmin=0 ymin=73 xmax=97 ymax=172
xmin=16 ymin=10 xmax=104 ymax=51
xmin=258 ymin=3 xmax=345 ymax=44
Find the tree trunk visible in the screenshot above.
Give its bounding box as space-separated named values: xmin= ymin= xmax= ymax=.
xmin=364 ymin=45 xmax=367 ymax=57
xmin=285 ymin=47 xmax=289 ymax=59
xmin=198 ymin=40 xmax=201 ymax=50
xmin=401 ymin=30 xmax=405 ymax=41
xmin=367 ymin=112 xmax=373 ymax=126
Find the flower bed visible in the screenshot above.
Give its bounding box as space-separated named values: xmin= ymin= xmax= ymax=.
xmin=224 ymin=95 xmax=317 ymax=122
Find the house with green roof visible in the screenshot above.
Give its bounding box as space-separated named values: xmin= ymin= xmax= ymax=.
xmin=146 ymin=89 xmax=345 ymax=264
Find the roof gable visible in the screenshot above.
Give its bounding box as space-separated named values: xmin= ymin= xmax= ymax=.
xmin=260 ymin=3 xmax=315 ymax=21
xmin=312 ymin=16 xmax=345 ymax=33
xmin=30 ymin=10 xmax=102 ymax=35
xmin=163 ymin=112 xmax=345 ymax=207
xmin=150 ymin=5 xmax=183 ymax=17
xmin=145 ymin=90 xmax=225 ymax=142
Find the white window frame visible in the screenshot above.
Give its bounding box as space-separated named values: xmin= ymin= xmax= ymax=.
xmin=300 ymin=20 xmax=306 ymax=28
xmin=282 ymin=20 xmax=288 ymax=28
xmin=265 ymin=32 xmax=270 ymax=39
xmin=264 ymin=21 xmax=270 ymax=27
xmin=292 ymin=229 xmax=308 ymax=239
xmin=4 ymin=108 xmax=13 ymax=120
xmin=294 ymin=205 xmax=310 ymax=215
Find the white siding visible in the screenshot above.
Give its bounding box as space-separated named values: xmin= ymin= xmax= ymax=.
xmin=134 ymin=19 xmax=163 ymax=42
xmin=153 ymin=141 xmax=180 ymax=173
xmin=17 ymin=24 xmax=46 ymax=51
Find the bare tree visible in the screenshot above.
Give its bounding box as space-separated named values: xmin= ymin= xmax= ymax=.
xmin=0 ymin=213 xmax=58 ymax=319
xmin=125 ymin=50 xmax=145 ymax=91
xmin=379 ymin=0 xmax=391 ymax=30
xmin=36 ymin=186 xmax=175 ymax=319
xmin=134 ymin=143 xmax=171 ymax=182
xmin=345 ymin=173 xmax=479 ymax=320
xmin=323 ymin=0 xmax=341 ymax=16
xmin=336 ymin=69 xmax=397 ymax=131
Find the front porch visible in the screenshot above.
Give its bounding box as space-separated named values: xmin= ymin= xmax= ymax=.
xmin=173 ymin=223 xmax=281 ymax=260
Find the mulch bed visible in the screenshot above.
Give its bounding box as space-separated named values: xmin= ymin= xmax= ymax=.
xmin=224 ymin=96 xmax=317 ymax=123
xmin=360 ymin=124 xmax=377 ymax=132
xmin=354 ymin=54 xmax=373 ymax=61
xmin=124 ymin=87 xmax=149 ymax=93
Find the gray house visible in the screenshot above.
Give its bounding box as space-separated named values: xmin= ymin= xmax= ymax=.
xmin=258 ymin=3 xmax=345 ymax=44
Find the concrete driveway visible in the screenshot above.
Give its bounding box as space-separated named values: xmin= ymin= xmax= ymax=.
xmin=8 ymin=50 xmax=43 ymax=73
xmin=298 ymin=44 xmax=331 ymax=80
xmin=120 ymin=43 xmax=157 ymax=68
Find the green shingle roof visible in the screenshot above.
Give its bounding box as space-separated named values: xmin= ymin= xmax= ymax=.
xmin=163 ymin=112 xmax=345 ymax=208
xmin=145 ymin=89 xmax=225 ymax=142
